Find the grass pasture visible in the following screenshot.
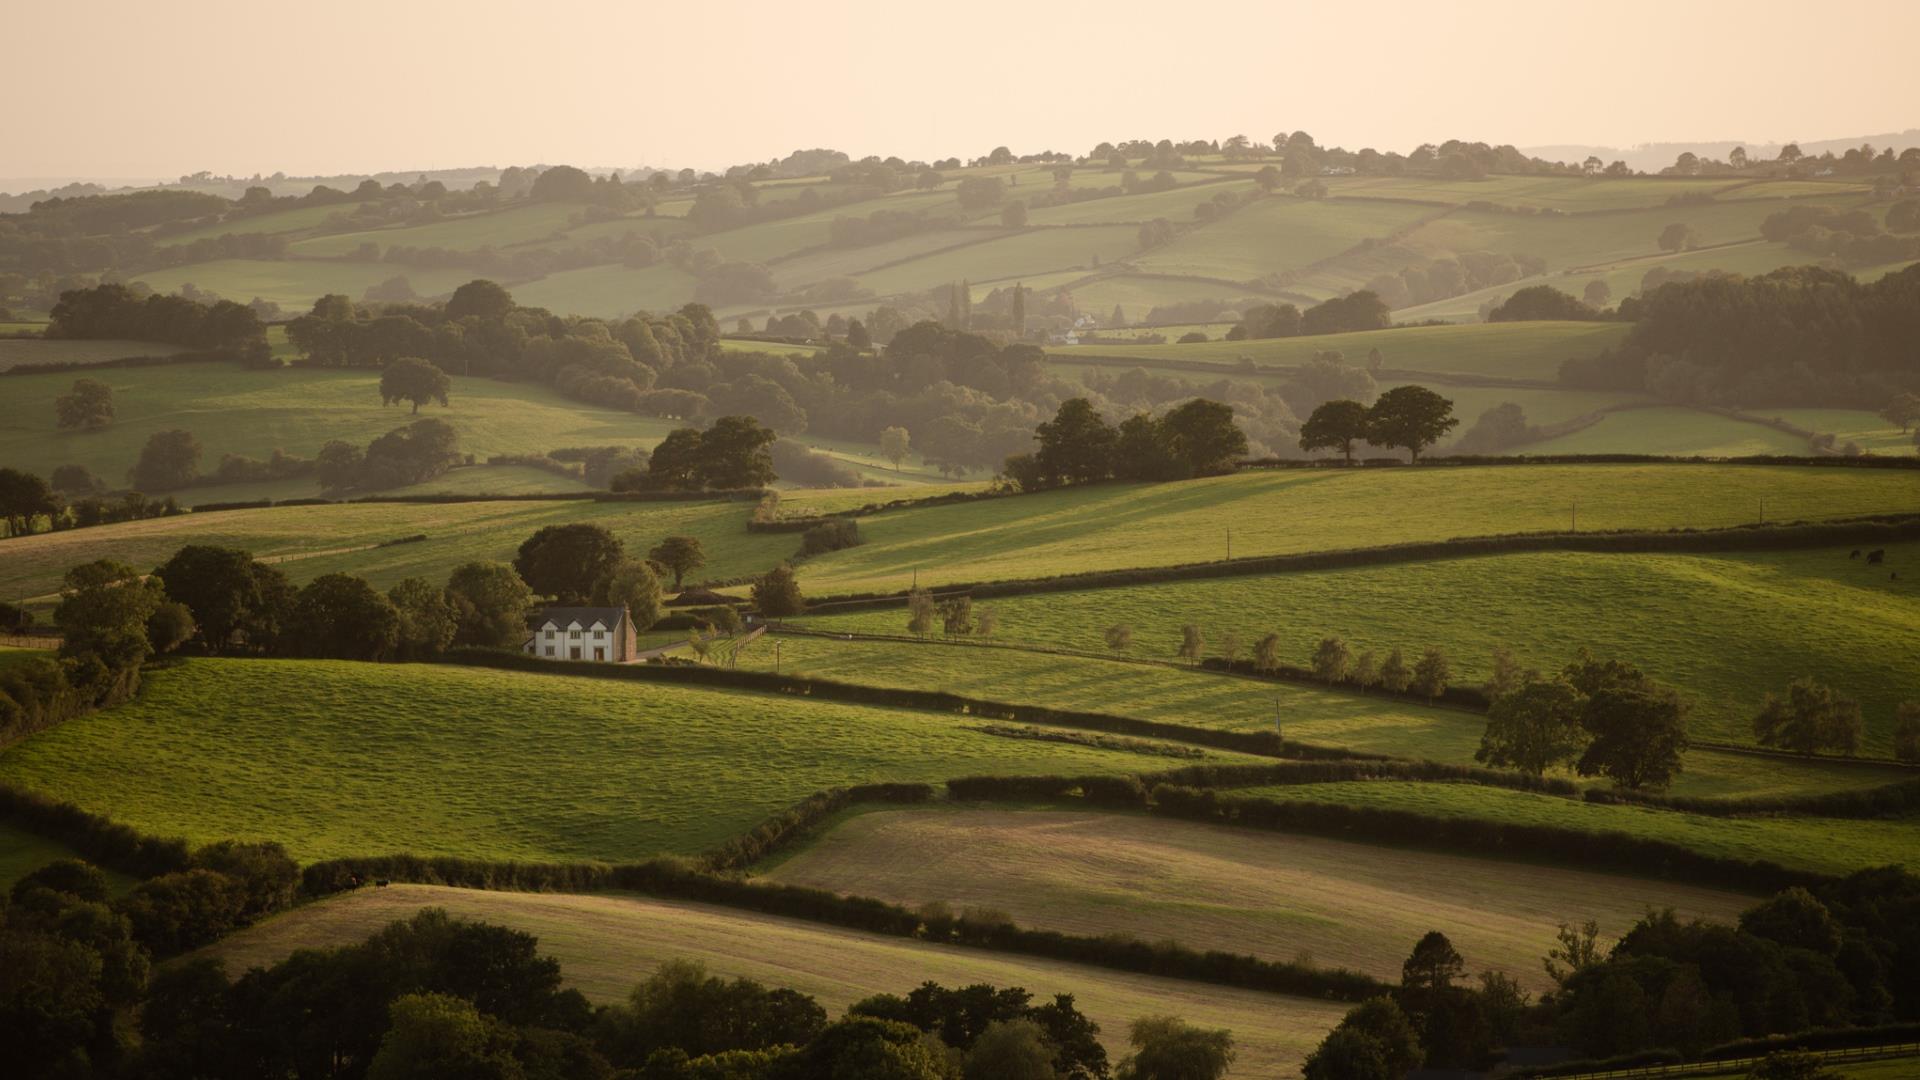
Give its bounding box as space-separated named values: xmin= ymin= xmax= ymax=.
xmin=504 ymin=262 xmax=698 ymax=319
xmin=0 ymin=658 xmax=1269 ymax=864
xmin=759 ymin=806 xmax=1755 ymax=992
xmin=1133 ymin=198 xmax=1438 ymax=282
xmin=197 ymin=883 xmax=1350 ymax=1078
xmin=129 ymin=259 xmax=476 ymax=309
xmin=1230 ymin=782 xmax=1920 ymax=877
xmin=790 ymin=464 xmax=1920 ymax=596
xmin=735 ymin=635 xmax=1914 ymax=800
xmin=1321 ymin=175 xmax=1741 ymax=212
xmin=0 ymin=820 xmax=135 ymax=894
xmin=1525 ymin=406 xmax=1814 ymax=457
xmin=0 ymin=361 xmax=680 ymax=494
xmin=0 ymin=496 xmax=788 ymax=604
xmin=1048 ymin=320 xmax=1631 ymax=380
xmin=853 ymin=226 xmax=1143 ymax=297
xmin=0 ymin=338 xmax=184 ymax=370
xmin=286 ymin=202 xmax=591 ymax=257
xmin=799 ymin=542 xmax=1920 ymax=749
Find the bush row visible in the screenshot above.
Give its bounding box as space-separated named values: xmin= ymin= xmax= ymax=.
xmin=0 ymin=349 xmax=237 ymax=377
xmin=0 ymin=783 xmax=192 ymax=878
xmin=800 ymin=515 xmax=1920 ymax=610
xmin=702 ymin=783 xmax=937 ymax=871
xmin=1518 ymin=1022 xmax=1920 ymax=1077
xmin=1 ymin=653 xmax=144 ymax=747
xmin=1148 ymin=785 xmax=1825 ymax=894
xmin=441 ymin=647 xmax=1366 ymax=761
xmin=298 ymin=851 xmax=1387 ymax=1003
xmin=1200 ymin=655 xmax=1493 ymax=710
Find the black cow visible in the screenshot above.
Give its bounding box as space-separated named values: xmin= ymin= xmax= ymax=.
xmin=1867 ymin=549 xmax=1885 ymax=564
xmin=1849 ymin=549 xmax=1861 ymax=559
xmin=375 ymin=879 xmax=391 ymax=887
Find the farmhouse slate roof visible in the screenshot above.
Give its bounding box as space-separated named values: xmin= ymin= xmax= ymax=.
xmin=528 ymin=605 xmax=628 ymax=630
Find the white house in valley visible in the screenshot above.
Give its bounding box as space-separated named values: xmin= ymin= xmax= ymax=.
xmin=522 ymin=605 xmax=639 ymax=663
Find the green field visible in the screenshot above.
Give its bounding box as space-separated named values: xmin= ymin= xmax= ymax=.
xmin=1526 ymin=407 xmax=1813 ymax=456
xmin=1133 ymin=198 xmax=1438 ymax=282
xmin=129 ymin=259 xmax=476 ymax=308
xmin=503 ymin=262 xmax=699 ymax=318
xmin=1321 ymin=175 xmax=1747 ymax=212
xmin=286 ymin=202 xmax=590 ymax=257
xmin=1025 ymin=182 xmax=1258 ymax=226
xmin=734 ymin=635 xmax=1913 ymax=799
xmin=0 ymin=820 xmax=135 ymax=894
xmin=0 ymin=658 xmax=1269 ymax=863
xmin=1770 ymin=409 xmax=1915 ymax=454
xmin=0 ymin=360 xmax=678 ymax=493
xmin=1227 ymin=782 xmax=1920 ymax=877
xmin=759 ymin=805 xmax=1753 ymax=992
xmin=1049 ymin=320 xmax=1631 ymax=380
xmin=800 ymin=542 xmax=1920 ymax=749
xmin=790 ymin=464 xmax=1919 ymax=595
xmin=853 ymin=226 xmax=1142 ymax=297
xmin=155 ymin=202 xmax=357 ymax=246
xmin=0 ymin=338 xmax=183 ymax=370
xmin=0 ymin=496 xmax=787 ymax=604
xmin=198 ymin=883 xmax=1350 ymax=1079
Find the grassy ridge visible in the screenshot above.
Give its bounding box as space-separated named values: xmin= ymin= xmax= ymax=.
xmin=0 ymin=497 xmax=790 ymax=604
xmin=0 ymin=659 xmax=1269 ymax=863
xmin=129 ymin=259 xmax=478 ymax=310
xmin=792 ymin=465 xmax=1920 ymax=596
xmin=197 ymin=883 xmax=1351 ymax=1078
xmin=734 ymin=635 xmax=1914 ymax=799
xmin=758 ymin=805 xmax=1753 ymax=992
xmin=1225 ymin=783 xmax=1920 ymax=877
xmin=799 ymin=542 xmax=1920 ymax=748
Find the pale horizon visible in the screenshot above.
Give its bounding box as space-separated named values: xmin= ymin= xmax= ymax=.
xmin=9 ymin=0 xmax=1919 ymax=184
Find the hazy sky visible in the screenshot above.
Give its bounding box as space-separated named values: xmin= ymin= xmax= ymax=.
xmin=9 ymin=0 xmax=1919 ymax=182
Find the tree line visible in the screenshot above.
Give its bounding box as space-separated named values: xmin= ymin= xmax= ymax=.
xmin=1000 ymin=397 xmax=1248 ymax=491
xmin=6 ymin=871 xmax=1243 ymax=1080
xmin=1300 ymin=865 xmax=1920 ymax=1078
xmin=1560 ymin=264 xmax=1920 ymax=409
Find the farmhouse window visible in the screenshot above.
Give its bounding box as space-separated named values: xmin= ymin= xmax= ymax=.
xmin=545 ymin=646 xmax=555 ymax=657
xmin=569 ymin=629 xmax=582 ymax=639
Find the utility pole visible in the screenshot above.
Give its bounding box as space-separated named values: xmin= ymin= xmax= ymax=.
xmin=1571 ymin=497 xmax=1578 ymax=533
xmin=773 ymin=639 xmax=781 ymax=675
xmin=1759 ymin=496 xmax=1765 ymax=525
xmin=1274 ymin=694 xmax=1283 ymax=740
xmin=1226 ymin=524 xmax=1232 ymax=561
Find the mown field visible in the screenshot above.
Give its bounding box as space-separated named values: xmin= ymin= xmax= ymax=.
xmin=801 ymin=542 xmax=1920 ymax=749
xmin=0 ymin=659 xmax=1270 ymax=863
xmin=733 ymin=635 xmax=1914 ymax=799
xmin=791 ymin=464 xmax=1920 ymax=596
xmin=197 ymin=883 xmax=1350 ymax=1078
xmin=1047 ymin=320 xmax=1631 ymax=380
xmin=1227 ymin=782 xmax=1920 ymax=877
xmin=758 ymin=806 xmax=1754 ymax=992
xmin=0 ymin=359 xmax=679 ymax=490
xmin=0 ymin=495 xmax=789 ymax=605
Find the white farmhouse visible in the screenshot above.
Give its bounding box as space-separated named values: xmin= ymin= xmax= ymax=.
xmin=522 ymin=605 xmax=639 ymax=663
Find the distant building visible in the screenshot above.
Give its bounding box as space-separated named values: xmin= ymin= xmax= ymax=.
xmin=523 ymin=605 xmax=638 ymax=663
